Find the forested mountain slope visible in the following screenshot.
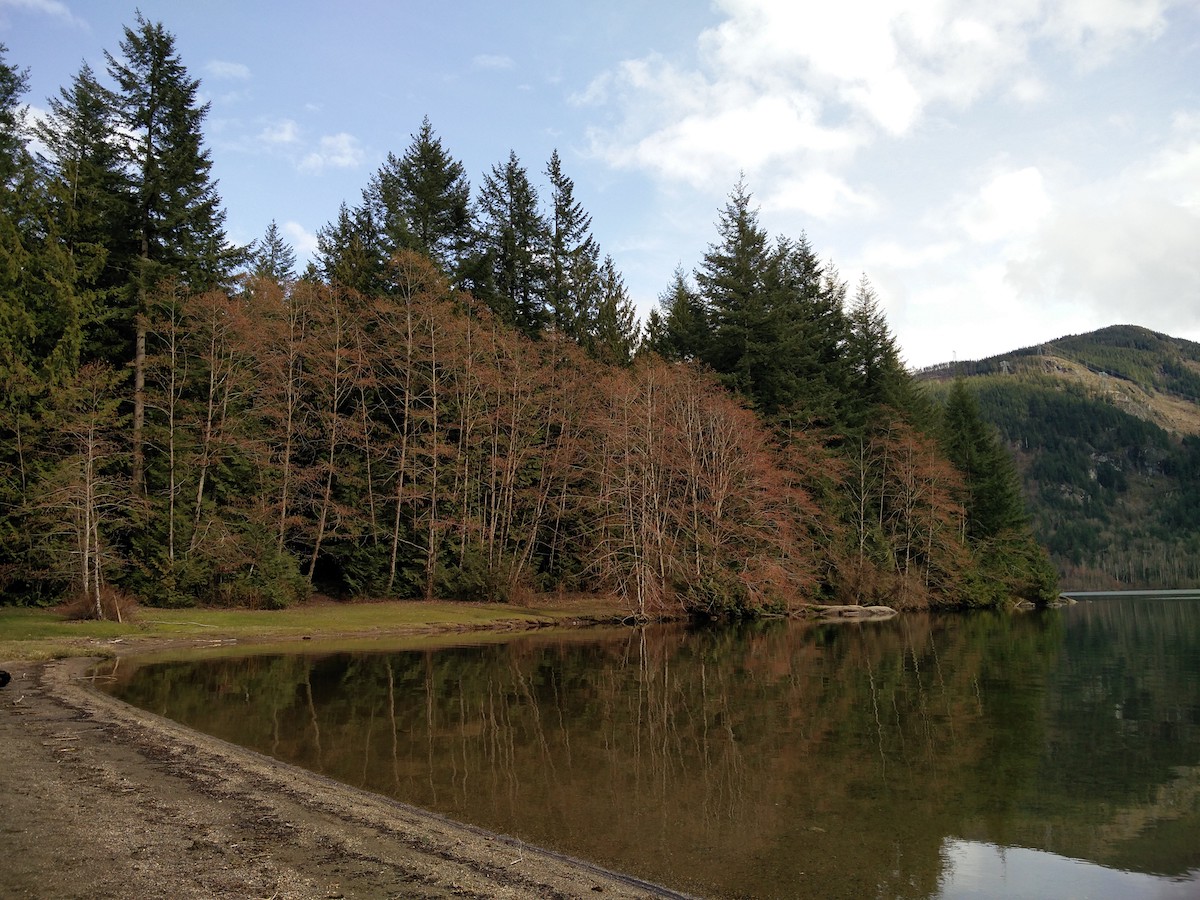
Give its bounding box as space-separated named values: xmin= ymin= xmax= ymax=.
xmin=919 ymin=325 xmax=1200 ymax=589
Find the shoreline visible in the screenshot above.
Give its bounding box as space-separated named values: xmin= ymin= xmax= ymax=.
xmin=0 ymin=649 xmax=689 ymax=899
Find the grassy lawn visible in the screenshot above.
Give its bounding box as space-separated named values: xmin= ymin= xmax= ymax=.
xmin=0 ymin=596 xmax=628 ymax=663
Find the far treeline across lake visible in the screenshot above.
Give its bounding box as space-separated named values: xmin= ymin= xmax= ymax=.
xmin=0 ymin=17 xmax=1055 ymax=619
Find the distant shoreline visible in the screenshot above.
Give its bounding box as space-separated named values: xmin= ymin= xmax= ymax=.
xmin=1059 ymin=589 xmax=1200 ymax=600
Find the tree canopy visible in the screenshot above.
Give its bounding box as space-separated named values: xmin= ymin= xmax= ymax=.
xmin=0 ymin=22 xmax=1056 ymax=616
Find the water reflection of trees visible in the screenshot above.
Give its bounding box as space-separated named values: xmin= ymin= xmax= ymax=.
xmin=1009 ymin=599 xmax=1200 ymax=876
xmin=107 ymin=612 xmax=1084 ymax=899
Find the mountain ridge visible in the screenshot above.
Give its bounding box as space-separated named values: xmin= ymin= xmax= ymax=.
xmin=917 ymin=323 xmax=1200 ymax=590
xmin=919 ymin=324 xmax=1200 ymax=436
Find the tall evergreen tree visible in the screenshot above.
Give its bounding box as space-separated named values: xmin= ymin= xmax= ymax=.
xmin=314 ymin=202 xmax=386 ymax=294
xmin=694 ymin=181 xmax=854 ymax=421
xmin=251 ymin=220 xmax=297 ymax=284
xmin=940 ymin=379 xmax=1028 ymax=540
xmin=362 ymin=116 xmax=472 ymax=277
xmin=33 ymin=62 xmax=132 ymax=373
xmin=590 ymin=255 xmax=639 ymax=365
xmin=544 ymin=149 xmax=600 ymax=341
xmin=0 ymin=45 xmax=44 ymax=603
xmin=939 ymin=378 xmax=1058 ymax=604
xmin=650 ymin=266 xmax=708 ymax=362
xmin=105 ymin=14 xmax=239 ymax=489
xmin=475 ymin=150 xmax=549 ymax=336
xmin=106 ymin=15 xmax=237 ymax=292
xmin=763 ymin=236 xmax=853 ymax=425
xmin=842 ymin=274 xmax=929 ymax=429
xmin=0 ymin=43 xmax=29 ymax=187
xmin=696 ymin=179 xmax=773 ymax=403
xmin=0 ymin=44 xmax=38 ymax=385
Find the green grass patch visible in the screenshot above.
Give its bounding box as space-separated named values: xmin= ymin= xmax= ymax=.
xmin=0 ymin=597 xmax=627 ymax=663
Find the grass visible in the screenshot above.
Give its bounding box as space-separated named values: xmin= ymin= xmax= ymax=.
xmin=0 ymin=596 xmax=629 ymax=664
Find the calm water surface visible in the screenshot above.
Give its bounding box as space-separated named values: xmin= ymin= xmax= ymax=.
xmin=99 ymin=598 xmax=1200 ymax=899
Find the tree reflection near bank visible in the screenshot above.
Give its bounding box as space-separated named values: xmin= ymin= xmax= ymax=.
xmin=103 ymin=601 xmax=1200 ymax=899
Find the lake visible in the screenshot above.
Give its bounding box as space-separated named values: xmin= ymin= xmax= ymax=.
xmin=98 ymin=597 xmax=1200 ymax=899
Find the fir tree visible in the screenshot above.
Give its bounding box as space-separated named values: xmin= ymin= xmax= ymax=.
xmin=475 ymin=150 xmax=549 ymax=335
xmin=762 ymin=236 xmax=852 ymax=426
xmin=843 ymin=274 xmax=920 ymax=427
xmin=590 ymin=255 xmax=639 ymax=364
xmin=363 ymin=116 xmax=472 ymax=277
xmin=695 ymin=180 xmax=853 ymax=421
xmin=652 ymin=266 xmax=708 ymax=362
xmin=0 ymin=45 xmax=38 ymax=386
xmin=696 ymin=179 xmax=773 ymax=404
xmin=0 ymin=45 xmax=44 ymax=603
xmin=106 ymin=14 xmax=238 ymax=293
xmin=0 ymin=43 xmax=29 ymax=186
xmin=315 ymin=202 xmax=386 ymax=294
xmin=33 ymin=62 xmax=132 ymax=373
xmin=940 ymin=379 xmax=1028 ymax=540
xmin=251 ymin=220 xmax=298 ymax=284
xmin=105 ymin=14 xmax=240 ymax=489
xmin=545 ymin=149 xmax=600 ymax=341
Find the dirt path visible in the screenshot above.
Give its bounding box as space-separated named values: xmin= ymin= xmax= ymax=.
xmin=0 ymin=657 xmax=687 ymax=900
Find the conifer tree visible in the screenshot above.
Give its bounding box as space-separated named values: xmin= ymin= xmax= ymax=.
xmin=0 ymin=45 xmax=44 ymax=603
xmin=545 ymin=149 xmax=600 ymax=341
xmin=939 ymin=378 xmax=1058 ymax=603
xmin=315 ymin=202 xmax=386 ymax=294
xmin=696 ymin=179 xmax=773 ymax=403
xmin=844 ymin=274 xmax=918 ymax=426
xmin=363 ymin=116 xmax=472 ymax=277
xmin=940 ymin=378 xmax=1027 ymax=540
xmin=762 ymin=236 xmax=852 ymax=425
xmin=0 ymin=43 xmax=29 ymax=186
xmin=251 ymin=220 xmax=297 ymax=284
xmin=105 ymin=14 xmax=239 ymax=489
xmin=651 ymin=266 xmax=708 ymax=362
xmin=0 ymin=44 xmax=38 ymax=386
xmin=106 ymin=15 xmax=236 ymax=291
xmin=696 ymin=180 xmax=853 ymax=421
xmin=475 ymin=151 xmax=549 ymax=335
xmin=34 ymin=62 xmax=132 ymax=373
xmin=590 ymin=255 xmax=639 ymax=364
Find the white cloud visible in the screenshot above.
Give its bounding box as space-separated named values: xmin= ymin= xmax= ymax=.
xmin=473 ymin=54 xmax=515 ymax=70
xmin=283 ymin=221 xmax=319 ymax=259
xmin=764 ymin=170 xmax=879 ymax=220
xmin=1008 ymin=76 xmax=1049 ymax=104
xmin=580 ymin=0 xmax=1184 ymax=196
xmin=258 ymin=119 xmax=301 ymax=146
xmin=578 ymin=0 xmax=1195 ymax=367
xmin=299 ymin=133 xmax=364 ymax=174
xmin=862 ymin=239 xmax=960 ymax=271
xmin=1142 ymin=112 xmax=1200 ymax=210
xmin=0 ymin=0 xmax=86 ymax=27
xmin=581 ymin=54 xmax=865 ymax=186
xmin=206 ymin=60 xmax=251 ymax=81
xmin=24 ymin=102 xmax=50 ymax=159
xmin=1040 ymin=0 xmax=1170 ymax=65
xmin=876 ymin=115 xmax=1200 ymax=369
xmin=957 ymin=166 xmax=1052 ymax=244
xmin=885 ymin=256 xmax=1100 ymax=368
xmin=997 ymin=111 xmax=1200 ymax=339
xmin=1011 ymin=193 xmax=1200 ymax=330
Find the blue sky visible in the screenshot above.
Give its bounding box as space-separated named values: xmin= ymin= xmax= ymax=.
xmin=5 ymin=0 xmax=1200 ymax=368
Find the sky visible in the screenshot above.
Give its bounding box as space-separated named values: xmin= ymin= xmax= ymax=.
xmin=4 ymin=0 xmax=1200 ymax=369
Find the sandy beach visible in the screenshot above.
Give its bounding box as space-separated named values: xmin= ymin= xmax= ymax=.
xmin=0 ymin=652 xmax=686 ymax=899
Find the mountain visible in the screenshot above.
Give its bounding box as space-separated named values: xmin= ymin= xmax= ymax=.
xmin=918 ymin=325 xmax=1200 ymax=590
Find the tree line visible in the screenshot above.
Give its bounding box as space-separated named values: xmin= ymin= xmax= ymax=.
xmin=0 ymin=17 xmax=1055 ymax=616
